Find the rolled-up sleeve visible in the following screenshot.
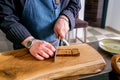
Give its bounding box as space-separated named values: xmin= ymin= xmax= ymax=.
xmin=60 ymin=0 xmax=81 ymax=30
xmin=0 ymin=0 xmax=31 ymax=44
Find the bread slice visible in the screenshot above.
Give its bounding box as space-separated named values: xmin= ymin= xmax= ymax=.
xmin=57 ymin=48 xmax=80 ymax=56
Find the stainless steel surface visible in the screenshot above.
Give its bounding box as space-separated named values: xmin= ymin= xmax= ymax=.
xmin=53 ymin=38 xmax=60 ymax=62
xmin=62 ymin=39 xmax=69 ymax=46
xmin=50 ymin=38 xmax=69 ymax=62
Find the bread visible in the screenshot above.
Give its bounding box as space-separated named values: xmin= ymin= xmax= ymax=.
xmin=57 ymin=48 xmax=80 ymax=56
xmin=111 ymin=54 xmax=120 ymax=75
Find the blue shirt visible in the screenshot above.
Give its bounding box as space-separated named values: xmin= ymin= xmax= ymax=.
xmin=0 ymin=0 xmax=81 ymax=48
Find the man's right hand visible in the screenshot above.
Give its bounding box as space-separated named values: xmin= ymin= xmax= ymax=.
xmin=21 ymin=36 xmax=56 ymax=60
xmin=29 ymin=39 xmax=56 ymax=60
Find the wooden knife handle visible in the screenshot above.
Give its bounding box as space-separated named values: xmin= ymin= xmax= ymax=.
xmin=111 ymin=54 xmax=120 ymax=75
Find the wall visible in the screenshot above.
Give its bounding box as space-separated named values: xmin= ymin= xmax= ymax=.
xmin=106 ymin=0 xmax=120 ymax=32
xmin=79 ymin=0 xmax=85 ymax=20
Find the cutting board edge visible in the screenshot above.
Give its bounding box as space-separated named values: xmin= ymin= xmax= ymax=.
xmin=25 ymin=59 xmax=106 ymax=80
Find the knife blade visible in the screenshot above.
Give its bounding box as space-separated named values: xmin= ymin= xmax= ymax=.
xmin=53 ymin=38 xmax=60 ymax=62
xmin=52 ymin=38 xmax=69 ymax=62
xmin=54 ymin=46 xmax=58 ymax=62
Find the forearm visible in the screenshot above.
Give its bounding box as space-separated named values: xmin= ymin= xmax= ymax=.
xmin=0 ymin=0 xmax=31 ymax=44
xmin=60 ymin=0 xmax=81 ymax=30
xmin=0 ymin=20 xmax=31 ymax=44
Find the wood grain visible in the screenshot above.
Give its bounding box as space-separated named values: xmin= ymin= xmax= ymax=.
xmin=0 ymin=44 xmax=106 ymax=80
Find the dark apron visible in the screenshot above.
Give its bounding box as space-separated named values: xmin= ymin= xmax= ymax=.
xmin=14 ymin=0 xmax=60 ymax=49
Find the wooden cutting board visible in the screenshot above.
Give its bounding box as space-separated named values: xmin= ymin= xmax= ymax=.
xmin=0 ymin=44 xmax=106 ymax=80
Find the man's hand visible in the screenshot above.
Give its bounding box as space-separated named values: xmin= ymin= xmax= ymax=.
xmin=29 ymin=40 xmax=56 ymax=60
xmin=54 ymin=15 xmax=69 ymax=40
xmin=22 ymin=36 xmax=56 ymax=60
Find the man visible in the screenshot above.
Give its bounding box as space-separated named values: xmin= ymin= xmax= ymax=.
xmin=0 ymin=0 xmax=81 ymax=60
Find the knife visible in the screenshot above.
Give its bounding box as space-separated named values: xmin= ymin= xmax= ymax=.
xmin=52 ymin=38 xmax=60 ymax=62
xmin=53 ymin=38 xmax=69 ymax=62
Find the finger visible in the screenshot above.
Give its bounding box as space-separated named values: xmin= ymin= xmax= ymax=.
xmin=54 ymin=30 xmax=59 ymax=38
xmin=54 ymin=29 xmax=63 ymax=39
xmin=45 ymin=42 xmax=56 ymax=52
xmin=41 ymin=41 xmax=56 ymax=52
xmin=56 ymin=33 xmax=59 ymax=38
xmin=34 ymin=54 xmax=45 ymax=60
xmin=43 ymin=46 xmax=54 ymax=56
xmin=59 ymin=31 xmax=65 ymax=40
xmin=38 ymin=50 xmax=49 ymax=58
